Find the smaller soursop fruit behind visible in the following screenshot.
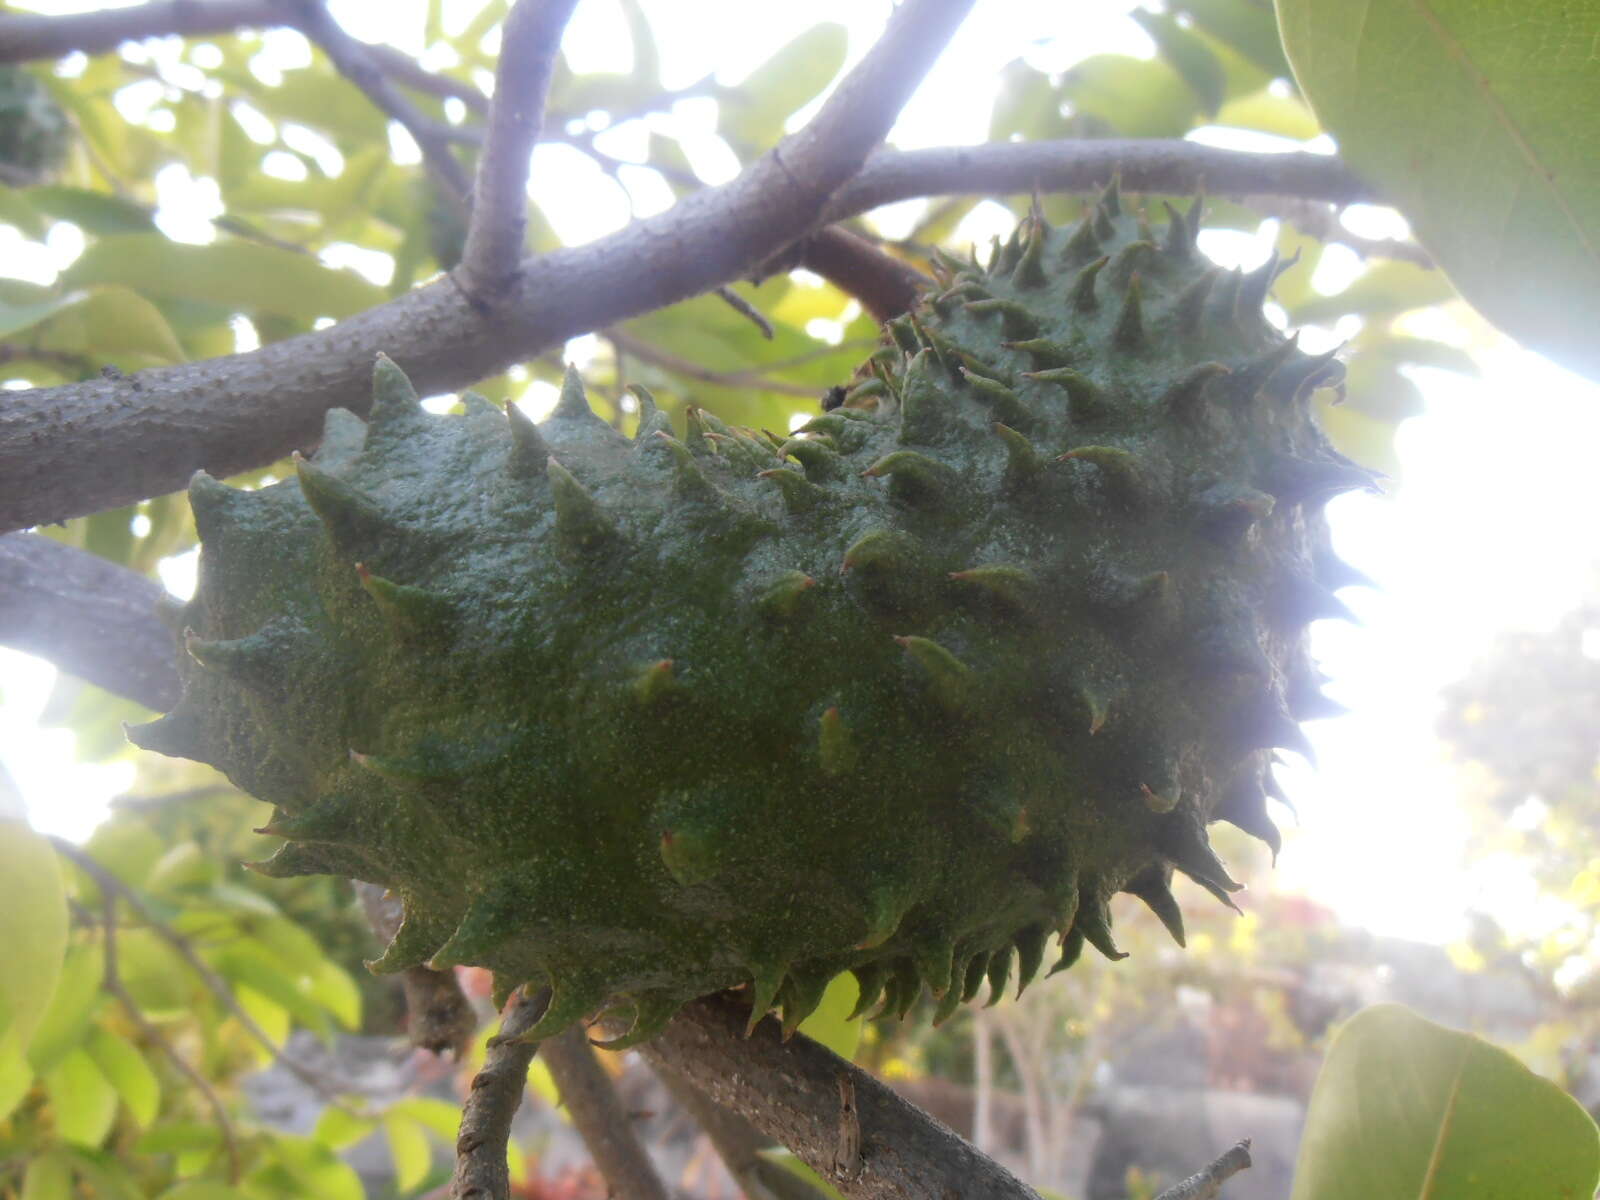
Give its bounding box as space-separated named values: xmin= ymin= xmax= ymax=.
xmin=131 ymin=189 xmax=1371 ymax=1045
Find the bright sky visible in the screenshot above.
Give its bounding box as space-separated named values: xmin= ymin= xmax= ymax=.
xmin=4 ymin=0 xmax=1599 ymax=949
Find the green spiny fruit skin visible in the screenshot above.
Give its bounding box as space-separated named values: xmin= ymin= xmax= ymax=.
xmin=132 ymin=197 xmax=1368 ymax=1045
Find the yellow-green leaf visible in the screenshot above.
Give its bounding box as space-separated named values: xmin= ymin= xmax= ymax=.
xmin=384 ymin=1112 xmax=433 ymax=1192
xmin=1277 ymin=0 xmax=1600 ymax=380
xmin=0 ymin=1043 xmax=34 ymax=1123
xmin=64 ymin=235 xmax=386 ymax=322
xmin=25 ymin=944 xmax=102 ymax=1074
xmin=720 ymin=24 xmax=848 ymax=149
xmin=86 ymin=1026 xmax=161 ymax=1127
xmin=0 ymin=812 xmax=69 ymax=1056
xmin=20 ymin=1151 xmax=73 ymax=1200
xmin=43 ymin=1047 xmax=120 ymax=1147
xmin=795 ymin=973 xmax=861 ymax=1062
xmin=1291 ymin=1005 xmax=1600 ymax=1200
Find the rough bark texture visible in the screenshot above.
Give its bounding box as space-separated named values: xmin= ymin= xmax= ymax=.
xmin=0 ymin=532 xmax=179 ymax=710
xmin=642 ymin=995 xmax=1044 ymax=1200
xmin=541 ymin=1030 xmax=670 ymax=1200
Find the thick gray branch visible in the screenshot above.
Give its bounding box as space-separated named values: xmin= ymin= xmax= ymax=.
xmin=0 ymin=0 xmax=974 ymax=534
xmin=824 ymin=138 xmax=1375 ymax=220
xmin=0 ymin=532 xmax=179 ymax=710
xmin=0 ymin=0 xmax=287 ymax=61
xmin=458 ymin=0 xmax=582 ymax=300
xmin=641 ymin=995 xmax=1043 ymax=1200
xmin=541 ymin=1029 xmax=670 ymax=1200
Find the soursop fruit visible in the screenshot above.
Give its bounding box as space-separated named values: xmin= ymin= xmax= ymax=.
xmin=131 ymin=190 xmax=1371 ymax=1046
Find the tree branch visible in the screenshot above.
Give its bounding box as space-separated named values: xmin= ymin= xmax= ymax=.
xmin=1151 ymin=1139 xmax=1252 ymax=1200
xmin=767 ymin=226 xmax=932 ymax=324
xmin=291 ymin=0 xmax=472 ymax=205
xmin=457 ymin=0 xmax=581 ymax=302
xmin=0 ymin=0 xmax=287 ymax=61
xmin=0 ymin=0 xmax=975 ymax=534
xmin=452 ymin=986 xmax=547 ymax=1200
xmin=0 ymin=532 xmax=179 ymax=710
xmin=641 ymin=994 xmax=1043 ymax=1200
xmin=823 ymin=138 xmax=1375 ymax=221
xmin=540 ymin=1029 xmax=670 ymax=1200
xmin=605 ymin=329 xmax=823 ymax=398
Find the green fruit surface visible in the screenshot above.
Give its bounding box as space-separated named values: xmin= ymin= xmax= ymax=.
xmin=132 ymin=194 xmax=1369 ymax=1045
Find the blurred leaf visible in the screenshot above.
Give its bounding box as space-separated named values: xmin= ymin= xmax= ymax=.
xmin=0 ymin=291 xmax=83 ymax=341
xmin=26 ymin=945 xmax=102 ymax=1074
xmin=135 ymin=1122 xmax=222 ymax=1155
xmin=1176 ymin=0 xmax=1294 ymax=79
xmin=313 ymin=1105 xmax=376 ymax=1151
xmin=391 ymin=1095 xmax=461 ymax=1141
xmin=81 ymin=821 xmax=167 ymax=895
xmin=305 ymin=960 xmax=361 ymax=1031
xmin=86 ymin=1026 xmax=160 ymax=1127
xmin=1278 ymin=0 xmax=1600 ymax=380
xmin=720 ymin=24 xmax=848 ymax=149
xmin=77 ymin=285 xmax=188 ymax=366
xmin=156 ymin=1185 xmax=247 ymax=1200
xmin=0 ymin=186 xmax=47 ymax=238
xmin=0 ymin=817 xmax=68 ymax=1054
xmin=1215 ymin=87 xmax=1319 ymax=140
xmin=1315 ymin=400 xmax=1400 ymax=479
xmin=756 ymin=1149 xmax=847 ymax=1199
xmin=20 ymin=1152 xmax=73 ymax=1200
xmin=265 ymin=1134 xmax=365 ymax=1200
xmin=989 ymin=61 xmax=1073 ymax=142
xmin=1132 ymin=10 xmax=1227 ymax=115
xmin=26 ymin=186 xmax=156 ymax=234
xmin=384 ymin=1112 xmax=433 ymax=1192
xmin=43 ymin=1047 xmax=120 ymax=1147
xmin=0 ymin=1042 xmax=34 ymax=1123
xmin=212 ymin=942 xmax=332 ymax=1038
xmin=1059 ymin=55 xmax=1200 ymax=137
xmin=64 ymin=235 xmax=386 ymax=322
xmin=1290 ymin=261 xmax=1457 ymax=324
xmin=795 ymin=973 xmax=862 ymax=1061
xmin=113 ymin=928 xmax=194 ymax=1014
xmin=1291 ymin=1005 xmax=1600 ymax=1199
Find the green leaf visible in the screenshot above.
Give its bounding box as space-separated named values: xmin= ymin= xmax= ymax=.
xmin=390 ymin=1096 xmax=461 ymax=1141
xmin=265 ymin=1134 xmax=364 ymax=1200
xmin=76 ymin=286 xmax=188 ymax=366
xmin=86 ymin=1026 xmax=160 ymax=1127
xmin=26 ymin=944 xmax=103 ymax=1074
xmin=63 ymin=235 xmax=387 ymax=322
xmin=135 ymin=1122 xmax=222 ymax=1155
xmin=156 ymin=1183 xmax=250 ymax=1200
xmin=755 ymin=1149 xmax=847 ymax=1200
xmin=26 ymin=187 xmax=156 ymax=235
xmin=1058 ymin=54 xmax=1200 ymax=138
xmin=0 ymin=817 xmax=69 ymax=1056
xmin=1289 ymin=261 xmax=1458 ymax=325
xmin=313 ymin=1105 xmax=376 ymax=1151
xmin=20 ymin=1151 xmax=74 ymax=1200
xmin=43 ymin=1047 xmax=120 ymax=1147
xmin=1176 ymin=0 xmax=1294 ymax=80
xmin=795 ymin=973 xmax=861 ymax=1061
xmin=0 ymin=291 xmax=84 ymax=342
xmin=384 ymin=1112 xmax=433 ymax=1192
xmin=0 ymin=1042 xmax=34 ymax=1123
xmin=1276 ymin=0 xmax=1600 ymax=380
xmin=1132 ymin=10 xmax=1227 ymax=116
xmin=1291 ymin=1004 xmax=1600 ymax=1200
xmin=720 ymin=24 xmax=848 ymax=149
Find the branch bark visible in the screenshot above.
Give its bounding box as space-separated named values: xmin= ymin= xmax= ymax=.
xmin=0 ymin=0 xmax=286 ymax=61
xmin=452 ymin=986 xmax=547 ymax=1200
xmin=540 ymin=1029 xmax=670 ymax=1200
xmin=823 ymin=138 xmax=1375 ymax=221
xmin=641 ymin=995 xmax=1043 ymax=1200
xmin=358 ymin=882 xmax=476 ymax=1058
xmin=0 ymin=532 xmax=179 ymax=710
xmin=457 ymin=0 xmax=582 ymax=302
xmin=0 ymin=0 xmax=975 ymax=534
xmin=1151 ymin=1139 xmax=1252 ymax=1200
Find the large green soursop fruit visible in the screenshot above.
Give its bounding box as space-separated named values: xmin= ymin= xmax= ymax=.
xmin=132 ymin=194 xmax=1370 ymax=1046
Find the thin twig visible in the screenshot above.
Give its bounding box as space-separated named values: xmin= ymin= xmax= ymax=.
xmin=763 ymin=226 xmax=932 ymax=324
xmin=714 ymin=285 xmax=774 ymax=339
xmin=290 ymin=0 xmax=472 ymax=206
xmin=365 ymin=42 xmax=489 ymax=114
xmin=605 ymin=329 xmax=826 ymax=398
xmin=451 ymin=986 xmax=548 ymax=1200
xmin=1151 ymin=1139 xmax=1253 ymax=1200
xmin=52 ymin=838 xmax=359 ymax=1102
xmin=458 ymin=0 xmax=582 ymax=303
xmin=88 ymin=892 xmax=244 ymax=1183
xmin=540 ymin=1028 xmax=670 ymax=1200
